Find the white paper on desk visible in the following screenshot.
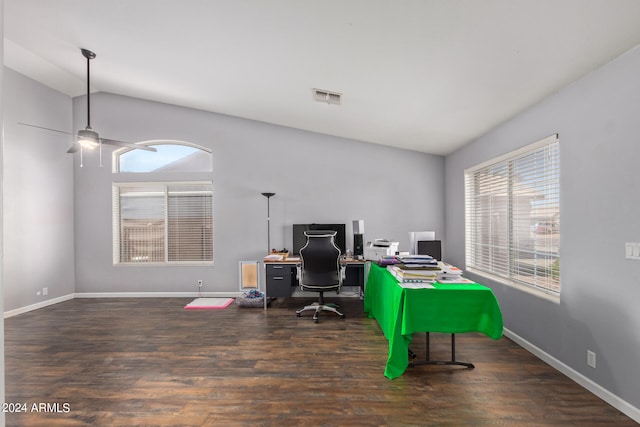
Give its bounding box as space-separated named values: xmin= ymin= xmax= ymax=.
xmin=398 ymin=282 xmax=435 ymax=289
xmin=437 ymin=277 xmax=474 ymax=284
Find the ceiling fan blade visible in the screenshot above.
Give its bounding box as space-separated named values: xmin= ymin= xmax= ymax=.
xmin=18 ymin=122 xmax=75 ymax=136
xmin=20 ymin=122 xmax=80 ymax=153
xmin=67 ymin=141 xmax=81 ymax=154
xmin=100 ymin=138 xmax=158 ymax=152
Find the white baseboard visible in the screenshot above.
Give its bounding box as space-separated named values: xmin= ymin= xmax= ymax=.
xmin=74 ymin=291 xmax=243 ymax=298
xmin=504 ymin=328 xmax=640 ymax=424
xmin=4 ymin=292 xmax=242 ymax=318
xmin=4 ymin=294 xmax=75 ymax=318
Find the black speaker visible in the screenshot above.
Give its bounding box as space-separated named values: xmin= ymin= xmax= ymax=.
xmin=354 ymin=234 xmax=364 ymax=257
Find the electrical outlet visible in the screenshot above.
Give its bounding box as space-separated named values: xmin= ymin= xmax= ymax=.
xmin=197 ymin=280 xmax=203 ymax=288
xmin=42 ymin=287 xmax=48 ymax=296
xmin=587 ymin=350 xmax=596 ymax=368
xmin=625 ymin=242 xmax=640 ymax=260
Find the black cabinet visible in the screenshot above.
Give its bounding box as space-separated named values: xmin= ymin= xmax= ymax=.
xmin=265 ymin=263 xmax=294 ymax=297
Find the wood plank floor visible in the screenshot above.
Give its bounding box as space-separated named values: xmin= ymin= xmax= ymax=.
xmin=4 ymin=297 xmax=637 ymax=426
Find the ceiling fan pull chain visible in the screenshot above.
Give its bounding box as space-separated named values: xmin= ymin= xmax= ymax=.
xmin=80 ymin=146 xmax=84 ymax=168
xmin=99 ymin=140 xmax=103 ymax=167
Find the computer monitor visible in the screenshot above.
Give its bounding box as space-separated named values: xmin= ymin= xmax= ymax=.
xmin=293 ymin=223 xmax=346 ymax=255
xmin=417 ymin=240 xmax=442 ymax=261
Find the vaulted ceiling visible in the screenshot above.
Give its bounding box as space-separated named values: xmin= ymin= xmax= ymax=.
xmin=5 ymin=0 xmax=640 ymax=155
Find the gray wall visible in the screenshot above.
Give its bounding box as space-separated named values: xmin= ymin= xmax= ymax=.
xmin=445 ymin=45 xmax=640 ymax=410
xmin=1 ymin=0 xmax=6 ymax=418
xmin=2 ymin=68 xmax=75 ymax=312
xmin=72 ymin=92 xmax=444 ymax=293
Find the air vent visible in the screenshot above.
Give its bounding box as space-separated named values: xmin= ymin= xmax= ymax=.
xmin=312 ymin=88 xmax=342 ymax=105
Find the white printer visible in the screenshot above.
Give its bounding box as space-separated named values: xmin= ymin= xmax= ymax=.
xmin=364 ymin=239 xmax=399 ymax=261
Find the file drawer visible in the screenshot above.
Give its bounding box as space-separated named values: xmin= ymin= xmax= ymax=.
xmin=265 ymin=264 xmax=293 ymax=297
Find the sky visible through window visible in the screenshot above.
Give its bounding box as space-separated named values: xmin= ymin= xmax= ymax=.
xmin=119 ymin=144 xmax=210 ymax=173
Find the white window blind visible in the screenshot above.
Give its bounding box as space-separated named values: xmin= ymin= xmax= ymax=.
xmin=113 ymin=182 xmax=213 ymax=264
xmin=465 ymin=134 xmax=560 ymax=295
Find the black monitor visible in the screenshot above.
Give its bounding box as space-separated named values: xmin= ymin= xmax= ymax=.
xmin=417 ymin=240 xmax=442 ymax=261
xmin=292 ymin=223 xmax=346 ymax=255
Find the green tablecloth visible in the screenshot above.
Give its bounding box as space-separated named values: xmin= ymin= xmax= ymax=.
xmin=364 ymin=263 xmax=503 ymax=379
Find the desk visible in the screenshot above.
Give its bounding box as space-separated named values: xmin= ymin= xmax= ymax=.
xmin=364 ymin=263 xmax=503 ymax=379
xmin=263 ymin=258 xmax=366 ymax=305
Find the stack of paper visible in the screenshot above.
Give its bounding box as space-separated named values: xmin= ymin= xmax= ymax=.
xmin=438 ymin=263 xmax=463 ymax=280
xmin=395 ymin=255 xmax=439 ymax=268
xmin=393 ymin=254 xmax=441 ymax=282
xmin=437 ymin=262 xmax=474 ymax=284
xmin=387 ymin=265 xmax=439 ymax=283
xmin=397 ymin=281 xmax=435 ymax=289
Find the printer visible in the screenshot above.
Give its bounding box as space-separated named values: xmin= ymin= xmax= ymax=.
xmin=364 ymin=239 xmax=399 ymax=261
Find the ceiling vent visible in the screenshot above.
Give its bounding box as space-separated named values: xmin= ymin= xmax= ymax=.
xmin=313 ymin=88 xmax=342 ymax=105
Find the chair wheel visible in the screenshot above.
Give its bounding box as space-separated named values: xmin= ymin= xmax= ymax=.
xmin=339 ymin=314 xmax=345 ymax=319
xmin=296 ymin=313 xmax=301 ymax=317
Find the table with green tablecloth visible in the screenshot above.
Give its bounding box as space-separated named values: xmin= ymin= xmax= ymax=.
xmin=364 ymin=263 xmax=503 ymax=379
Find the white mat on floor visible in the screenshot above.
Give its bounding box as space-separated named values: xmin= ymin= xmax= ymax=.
xmin=184 ymin=297 xmax=234 ymax=310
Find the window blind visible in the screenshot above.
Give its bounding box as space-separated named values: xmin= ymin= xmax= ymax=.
xmin=167 ymin=184 xmax=213 ymax=262
xmin=465 ymin=134 xmax=560 ymax=295
xmin=113 ymin=182 xmax=213 ymax=264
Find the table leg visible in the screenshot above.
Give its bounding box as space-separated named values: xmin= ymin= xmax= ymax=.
xmin=408 ymin=333 xmax=475 ymax=369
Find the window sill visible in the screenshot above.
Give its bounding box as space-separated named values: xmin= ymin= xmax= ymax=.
xmin=114 ymin=262 xmax=214 ymax=267
xmin=466 ymin=268 xmax=560 ymax=304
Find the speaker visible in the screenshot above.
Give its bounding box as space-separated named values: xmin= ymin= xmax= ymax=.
xmin=353 ymin=234 xmax=364 ymax=257
xmin=352 ymin=220 xmax=364 ymax=257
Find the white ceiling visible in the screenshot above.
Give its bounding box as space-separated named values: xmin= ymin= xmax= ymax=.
xmin=5 ymin=0 xmax=640 ymax=155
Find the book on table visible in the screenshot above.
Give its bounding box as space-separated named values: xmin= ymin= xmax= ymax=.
xmin=387 ymin=265 xmax=438 ymax=283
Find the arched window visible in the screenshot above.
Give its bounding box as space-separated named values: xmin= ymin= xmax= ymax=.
xmin=112 ymin=141 xmax=214 ymax=265
xmin=114 ymin=141 xmax=212 ymax=173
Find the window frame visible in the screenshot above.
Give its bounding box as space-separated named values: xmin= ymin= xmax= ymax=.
xmin=464 ymin=134 xmax=560 ymax=300
xmin=113 ymin=181 xmax=214 ymax=266
xmin=112 ymin=140 xmax=212 ymax=173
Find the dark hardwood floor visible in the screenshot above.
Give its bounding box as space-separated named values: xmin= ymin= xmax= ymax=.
xmin=4 ymin=297 xmax=637 ymax=426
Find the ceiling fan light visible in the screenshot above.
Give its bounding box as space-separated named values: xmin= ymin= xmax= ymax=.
xmin=77 ymin=128 xmax=100 ymax=150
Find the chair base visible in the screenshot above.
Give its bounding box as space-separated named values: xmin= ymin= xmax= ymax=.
xmin=296 ymin=302 xmax=345 ymax=323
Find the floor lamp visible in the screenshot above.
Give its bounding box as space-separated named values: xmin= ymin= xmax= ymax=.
xmin=261 ymin=192 xmax=275 ymax=253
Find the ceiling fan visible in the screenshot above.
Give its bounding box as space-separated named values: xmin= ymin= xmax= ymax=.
xmin=19 ymin=48 xmax=157 ymax=155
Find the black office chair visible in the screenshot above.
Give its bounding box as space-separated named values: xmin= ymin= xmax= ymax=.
xmin=296 ymin=231 xmax=345 ymax=323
